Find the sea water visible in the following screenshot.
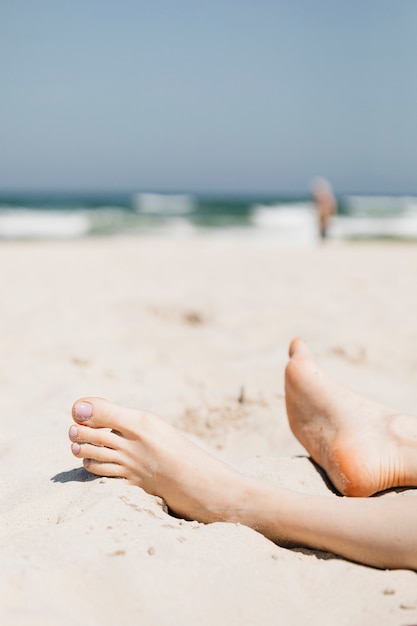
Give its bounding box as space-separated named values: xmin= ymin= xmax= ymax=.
xmin=0 ymin=190 xmax=417 ymax=242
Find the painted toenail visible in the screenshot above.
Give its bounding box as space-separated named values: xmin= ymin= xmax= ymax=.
xmin=69 ymin=425 xmax=78 ymax=439
xmin=72 ymin=442 xmax=81 ymax=455
xmin=74 ymin=401 xmax=93 ymax=421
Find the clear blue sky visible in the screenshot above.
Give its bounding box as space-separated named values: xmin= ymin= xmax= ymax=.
xmin=1 ymin=1 xmax=416 ymax=194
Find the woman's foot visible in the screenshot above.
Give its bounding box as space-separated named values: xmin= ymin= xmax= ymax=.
xmin=69 ymin=398 xmax=258 ymax=524
xmin=285 ymin=338 xmax=417 ymax=496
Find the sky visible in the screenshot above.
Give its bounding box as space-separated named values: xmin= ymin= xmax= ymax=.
xmin=1 ymin=1 xmax=417 ymax=195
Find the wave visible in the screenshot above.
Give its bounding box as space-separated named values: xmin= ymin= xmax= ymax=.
xmin=331 ymin=214 xmax=417 ymax=240
xmin=252 ymin=198 xmax=417 ymax=242
xmin=251 ymin=203 xmax=318 ymax=243
xmin=0 ymin=210 xmax=91 ymax=239
xmin=345 ymin=195 xmax=417 ymax=216
xmin=1 ymin=192 xmax=417 ymax=241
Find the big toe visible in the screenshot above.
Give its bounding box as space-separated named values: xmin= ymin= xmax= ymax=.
xmin=72 ymin=397 xmax=128 ymax=430
xmin=72 ymin=396 xmax=151 ymax=438
xmin=288 ymin=337 xmax=313 ymax=359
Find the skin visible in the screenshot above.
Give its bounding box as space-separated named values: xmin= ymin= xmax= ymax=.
xmin=285 ymin=338 xmax=417 ymax=497
xmin=311 ymin=179 xmax=336 ymax=239
xmin=69 ymin=338 xmax=417 ymax=569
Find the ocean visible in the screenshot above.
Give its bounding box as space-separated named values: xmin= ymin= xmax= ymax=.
xmin=0 ymin=190 xmax=417 ymax=242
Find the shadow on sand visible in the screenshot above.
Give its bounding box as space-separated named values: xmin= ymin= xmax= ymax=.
xmin=51 ymin=467 xmax=100 ymax=483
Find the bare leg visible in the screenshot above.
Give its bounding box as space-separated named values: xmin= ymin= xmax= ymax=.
xmin=285 ymin=338 xmax=417 ymax=496
xmin=69 ymin=394 xmax=417 ymax=569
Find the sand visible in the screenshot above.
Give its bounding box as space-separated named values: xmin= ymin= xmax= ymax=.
xmin=0 ymin=234 xmax=416 ymax=625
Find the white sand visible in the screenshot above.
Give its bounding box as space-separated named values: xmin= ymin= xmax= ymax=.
xmin=0 ymin=235 xmax=416 ymax=625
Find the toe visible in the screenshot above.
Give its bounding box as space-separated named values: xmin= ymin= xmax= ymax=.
xmin=72 ymin=398 xmax=101 ymax=426
xmin=83 ymin=459 xmax=126 ymax=478
xmin=71 ymin=441 xmax=120 ymax=464
xmin=71 ymin=396 xmax=148 ymax=434
xmin=69 ymin=423 xmax=120 ymax=449
xmin=288 ymin=337 xmax=312 ymax=359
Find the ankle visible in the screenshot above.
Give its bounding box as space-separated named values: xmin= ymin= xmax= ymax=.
xmin=389 ymin=413 xmax=417 ymax=447
xmin=227 ymin=479 xmax=288 ymax=541
xmin=215 ymin=477 xmax=266 ymax=526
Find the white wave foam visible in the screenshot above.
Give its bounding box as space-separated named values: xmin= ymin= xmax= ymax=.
xmin=252 ymin=201 xmax=417 ymax=242
xmin=330 ymin=215 xmax=417 ymax=240
xmin=251 ymin=203 xmax=318 ymax=243
xmin=0 ymin=211 xmax=90 ymax=239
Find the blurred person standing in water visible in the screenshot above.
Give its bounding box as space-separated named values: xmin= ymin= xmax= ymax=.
xmin=311 ymin=177 xmax=337 ymax=240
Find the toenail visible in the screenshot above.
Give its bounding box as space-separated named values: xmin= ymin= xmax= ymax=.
xmin=84 ymin=459 xmax=91 ymax=468
xmin=74 ymin=401 xmax=93 ymax=421
xmin=69 ymin=425 xmax=78 ymax=439
xmin=71 ymin=442 xmax=81 ymax=455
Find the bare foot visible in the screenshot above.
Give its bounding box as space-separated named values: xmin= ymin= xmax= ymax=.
xmin=69 ymin=397 xmax=258 ymax=524
xmin=285 ymin=338 xmax=417 ymax=496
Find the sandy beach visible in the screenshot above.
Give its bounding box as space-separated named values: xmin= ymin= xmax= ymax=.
xmin=1 ymin=234 xmax=417 ymax=625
